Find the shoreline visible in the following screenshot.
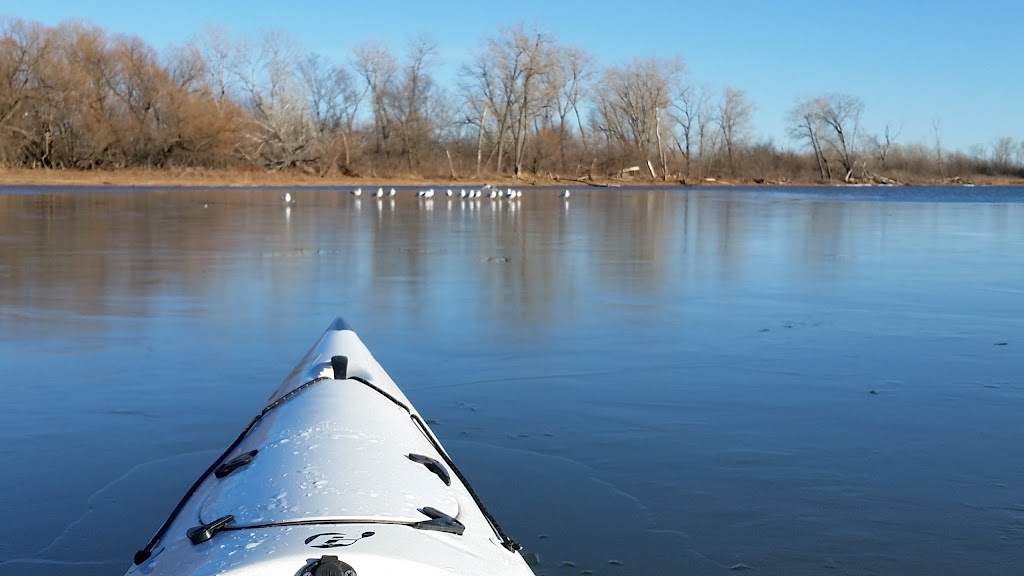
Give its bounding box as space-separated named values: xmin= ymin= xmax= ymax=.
xmin=1 ymin=168 xmax=1022 ymax=189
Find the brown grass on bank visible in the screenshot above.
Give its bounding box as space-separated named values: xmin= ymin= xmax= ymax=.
xmin=1 ymin=167 xmax=1022 ymax=189
xmin=0 ymin=167 xmax=606 ymax=188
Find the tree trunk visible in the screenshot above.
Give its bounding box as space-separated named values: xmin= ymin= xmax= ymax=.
xmin=809 ymin=133 xmax=826 ymax=180
xmin=445 ymin=147 xmax=457 ymax=180
xmin=495 ymin=104 xmax=511 ymax=174
xmin=514 ymin=105 xmax=528 ymax=178
xmin=475 ymin=105 xmax=487 ymax=176
xmin=656 ymin=113 xmax=668 ymax=181
xmin=574 ymin=104 xmax=587 ymax=155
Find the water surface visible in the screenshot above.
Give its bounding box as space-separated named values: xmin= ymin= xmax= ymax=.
xmin=1 ymin=185 xmax=1022 ymax=575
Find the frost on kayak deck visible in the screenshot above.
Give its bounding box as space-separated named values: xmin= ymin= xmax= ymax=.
xmin=198 ymin=382 xmax=460 ymax=526
xmin=125 ymin=318 xmax=535 ymax=576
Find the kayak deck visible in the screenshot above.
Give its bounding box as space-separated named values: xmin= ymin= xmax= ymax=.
xmin=126 ymin=317 xmax=535 ymax=576
xmin=198 ymin=381 xmax=461 ymax=527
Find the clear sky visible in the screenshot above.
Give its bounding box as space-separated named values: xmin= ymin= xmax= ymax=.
xmin=4 ymin=0 xmax=1021 ymax=153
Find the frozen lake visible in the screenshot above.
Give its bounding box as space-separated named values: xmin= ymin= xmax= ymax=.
xmin=1 ymin=185 xmax=1022 ymax=575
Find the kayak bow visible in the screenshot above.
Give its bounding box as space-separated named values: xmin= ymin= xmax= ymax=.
xmin=127 ymin=317 xmax=536 ymax=576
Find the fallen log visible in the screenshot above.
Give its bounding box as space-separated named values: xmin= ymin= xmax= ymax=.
xmin=573 ymin=177 xmax=619 ymax=188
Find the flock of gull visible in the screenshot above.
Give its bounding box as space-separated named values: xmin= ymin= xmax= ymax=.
xmin=282 ymin=186 xmax=569 ymax=205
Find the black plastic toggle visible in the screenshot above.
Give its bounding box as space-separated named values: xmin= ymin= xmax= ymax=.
xmin=407 ymin=453 xmax=451 ymax=486
xmin=132 ymin=549 xmax=151 ymax=565
xmin=214 ymin=449 xmax=258 ymax=478
xmin=187 ymin=514 xmax=234 ymax=545
xmin=331 ymin=355 xmax=348 ymax=380
xmin=413 ymin=506 xmax=465 ymax=535
xmin=303 ymin=555 xmax=357 ymax=576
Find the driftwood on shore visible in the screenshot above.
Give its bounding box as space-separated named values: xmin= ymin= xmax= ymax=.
xmin=859 ymin=169 xmax=902 ymax=186
xmin=572 ymin=177 xmax=619 ymax=188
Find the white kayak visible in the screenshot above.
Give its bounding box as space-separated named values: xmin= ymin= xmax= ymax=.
xmin=127 ymin=317 xmax=536 ymax=576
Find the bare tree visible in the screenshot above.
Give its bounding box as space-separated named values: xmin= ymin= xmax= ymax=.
xmin=165 ymin=42 xmax=206 ymax=90
xmin=505 ymin=26 xmax=558 ymax=178
xmin=164 ymin=26 xmax=245 ymax=167
xmin=427 ymin=84 xmax=460 ymax=179
xmin=932 ymin=117 xmax=944 ymax=178
xmin=787 ymin=93 xmax=864 ymax=181
xmin=551 ymin=45 xmax=594 ymax=173
xmin=967 ymin=143 xmax=987 ymax=163
xmin=0 ymin=18 xmax=46 ymax=166
xmin=297 ymin=51 xmax=361 ymax=174
xmin=454 ymin=82 xmax=490 ymax=176
xmin=388 ymin=35 xmax=439 ymax=173
xmin=457 ymin=51 xmax=498 ymax=175
xmin=696 ymin=86 xmax=718 ymax=177
xmin=670 ymin=82 xmax=710 ymax=178
xmin=45 ymin=21 xmax=122 ymax=168
xmin=191 ymin=25 xmax=236 ymax=109
xmin=867 ymin=122 xmax=900 ymax=165
xmin=353 ymin=41 xmax=397 ymax=166
xmin=817 ymin=93 xmax=863 ymax=181
xmin=103 ymin=34 xmax=177 ymax=166
xmin=459 ymin=24 xmax=559 ymax=177
xmin=716 ymin=87 xmax=753 ymax=175
xmin=592 ymin=56 xmax=684 ymax=178
xmin=788 ymin=97 xmax=829 ymax=180
xmin=229 ymin=30 xmax=323 ymax=170
xmin=991 ymin=136 xmax=1015 ymax=169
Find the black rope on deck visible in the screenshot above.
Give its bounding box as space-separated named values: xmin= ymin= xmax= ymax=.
xmin=131 ymin=376 xmax=330 ymax=565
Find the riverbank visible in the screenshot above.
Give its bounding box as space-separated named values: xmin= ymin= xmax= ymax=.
xmin=1 ymin=167 xmax=1022 ymax=189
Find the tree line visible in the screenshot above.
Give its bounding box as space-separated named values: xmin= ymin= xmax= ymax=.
xmin=1 ymin=17 xmax=1022 ymax=183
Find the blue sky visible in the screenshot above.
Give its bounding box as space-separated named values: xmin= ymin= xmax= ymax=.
xmin=4 ymin=0 xmax=1021 ymax=153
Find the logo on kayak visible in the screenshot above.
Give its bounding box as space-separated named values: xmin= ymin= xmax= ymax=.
xmin=305 ymin=531 xmax=375 ymax=548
